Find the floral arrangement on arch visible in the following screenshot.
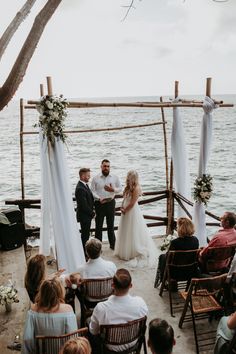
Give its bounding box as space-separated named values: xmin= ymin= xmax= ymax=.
xmin=193 ymin=174 xmax=213 ymax=205
xmin=36 ymin=95 xmax=68 ymax=146
xmin=0 ymin=284 xmax=19 ymax=306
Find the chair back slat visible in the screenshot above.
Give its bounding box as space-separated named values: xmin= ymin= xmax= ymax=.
xmin=83 ymin=277 xmax=113 ymax=300
xmin=100 ymin=316 xmax=147 ymax=346
xmin=205 ymin=245 xmax=236 ymax=273
xmin=166 ymin=249 xmax=200 ymax=282
xmin=191 ymin=273 xmax=227 ymax=296
xmin=36 ymin=327 xmax=88 ymax=354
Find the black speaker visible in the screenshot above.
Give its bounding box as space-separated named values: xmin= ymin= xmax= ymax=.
xmin=0 ymin=223 xmax=25 ymax=251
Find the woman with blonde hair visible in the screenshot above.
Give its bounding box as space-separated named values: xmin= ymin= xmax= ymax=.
xmin=169 ymin=217 xmax=199 ymax=251
xmin=114 ymin=170 xmax=158 ymax=266
xmin=61 ymin=337 xmax=91 ymax=354
xmin=155 ymin=217 xmax=199 ymax=288
xmin=22 ymin=278 xmax=77 ymax=354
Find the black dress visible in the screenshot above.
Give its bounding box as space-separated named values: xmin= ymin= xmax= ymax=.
xmin=169 ymin=235 xmax=199 ymax=251
xmin=154 ymin=236 xmax=199 ymax=288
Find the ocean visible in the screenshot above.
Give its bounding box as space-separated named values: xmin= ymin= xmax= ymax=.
xmin=0 ymin=95 xmax=236 ymax=237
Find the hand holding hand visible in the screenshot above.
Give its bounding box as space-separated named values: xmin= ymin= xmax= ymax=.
xmin=120 ymin=207 xmax=126 ymax=214
xmin=104 ymin=183 xmax=114 ymax=192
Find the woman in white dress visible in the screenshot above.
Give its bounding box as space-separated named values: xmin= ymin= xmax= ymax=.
xmin=114 ymin=170 xmax=158 ymax=267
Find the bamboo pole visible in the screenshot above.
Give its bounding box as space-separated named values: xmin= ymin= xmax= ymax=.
xmin=160 ymin=97 xmax=169 ymax=190
xmin=46 ymin=76 xmax=53 ymax=95
xmin=20 ymin=98 xmax=26 ymax=224
xmin=174 ymin=194 xmax=192 ymax=219
xmin=175 ymin=192 xmax=220 ymax=221
xmin=26 ymin=100 xmax=233 ymax=108
xmin=40 ymin=84 xmax=44 ymax=97
xmin=21 ymin=121 xmax=166 ymax=135
xmin=160 ymin=96 xmax=169 ymax=235
xmin=167 ymin=81 xmax=179 ymax=234
xmin=206 ymin=77 xmax=212 ymax=97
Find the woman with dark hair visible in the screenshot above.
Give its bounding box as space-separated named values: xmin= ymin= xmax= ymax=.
xmin=24 ymin=254 xmax=47 ymax=303
xmin=22 ymin=278 xmax=77 ymax=354
xmin=24 ymin=254 xmax=65 ymax=303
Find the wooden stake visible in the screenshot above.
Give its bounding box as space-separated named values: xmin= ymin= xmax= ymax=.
xmin=206 ymin=77 xmax=212 ymax=97
xmin=175 ymin=80 xmax=179 ymax=98
xmin=160 ymin=97 xmax=169 ymax=191
xmin=46 ymin=76 xmax=53 ymax=95
xmin=40 ymin=84 xmax=44 ymax=97
xmin=20 ymin=98 xmax=25 ymax=224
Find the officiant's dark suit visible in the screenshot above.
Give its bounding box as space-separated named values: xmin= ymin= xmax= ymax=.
xmin=75 ymin=168 xmax=95 ymax=251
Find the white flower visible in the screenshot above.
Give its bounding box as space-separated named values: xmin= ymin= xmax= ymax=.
xmin=46 ymin=101 xmax=53 ymax=109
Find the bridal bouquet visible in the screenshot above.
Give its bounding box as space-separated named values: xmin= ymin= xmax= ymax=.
xmin=36 ymin=95 xmax=68 ymax=146
xmin=0 ymin=284 xmax=19 ymax=306
xmin=193 ymin=174 xmax=213 ymax=205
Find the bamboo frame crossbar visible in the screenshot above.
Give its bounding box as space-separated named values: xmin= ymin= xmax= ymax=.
xmin=26 ymin=100 xmax=233 ymax=109
xmin=21 ymin=121 xmax=166 ymax=135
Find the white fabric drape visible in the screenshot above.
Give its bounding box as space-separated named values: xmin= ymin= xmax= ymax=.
xmin=39 ymin=132 xmax=85 ymax=272
xmin=171 ymin=103 xmax=191 ymax=217
xmin=193 ymin=97 xmax=217 ymax=247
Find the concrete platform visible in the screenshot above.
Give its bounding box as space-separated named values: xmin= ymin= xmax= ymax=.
xmin=0 ymin=238 xmax=217 ymax=353
xmin=0 ymin=246 xmax=29 ymax=353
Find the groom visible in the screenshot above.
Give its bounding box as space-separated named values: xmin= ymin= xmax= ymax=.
xmin=75 ymin=168 xmax=95 ymax=251
xmin=91 ymin=159 xmax=122 ymax=250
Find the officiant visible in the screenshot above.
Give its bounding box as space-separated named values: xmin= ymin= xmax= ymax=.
xmin=75 ymin=168 xmax=95 ymax=251
xmin=91 ymin=159 xmax=122 ymax=250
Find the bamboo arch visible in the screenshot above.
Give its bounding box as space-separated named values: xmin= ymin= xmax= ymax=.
xmin=5 ymin=77 xmax=234 ymax=238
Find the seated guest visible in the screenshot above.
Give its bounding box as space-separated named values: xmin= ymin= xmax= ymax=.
xmin=214 ymin=311 xmax=236 ymax=354
xmin=199 ymin=212 xmax=236 ymax=272
xmin=24 ymin=254 xmax=46 ymax=303
xmin=60 ymin=337 xmax=91 ymax=354
xmin=148 ymin=318 xmax=175 ymax=354
xmin=64 ymin=238 xmax=117 ymax=286
xmin=24 ymin=254 xmax=65 ymax=303
xmin=156 ymin=217 xmax=199 ymax=286
xmin=63 ymin=238 xmax=117 ymax=314
xmin=22 ymin=278 xmax=77 ymax=354
xmin=89 ymin=268 xmax=148 ymax=352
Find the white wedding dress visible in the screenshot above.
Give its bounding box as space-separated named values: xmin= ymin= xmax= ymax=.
xmin=114 ymin=195 xmax=159 ymax=267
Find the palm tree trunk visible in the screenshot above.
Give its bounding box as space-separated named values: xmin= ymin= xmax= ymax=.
xmin=0 ymin=0 xmax=37 ymax=61
xmin=0 ymin=0 xmax=62 ymax=111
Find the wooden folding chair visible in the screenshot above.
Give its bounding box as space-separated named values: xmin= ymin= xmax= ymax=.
xmin=178 ymin=273 xmax=227 ymax=354
xmin=203 ymin=245 xmax=236 ymax=275
xmin=159 ymin=249 xmax=201 ymax=316
xmin=100 ymin=316 xmax=147 ymax=354
xmin=80 ymin=277 xmax=113 ymax=326
xmin=36 ymin=327 xmax=88 ymax=354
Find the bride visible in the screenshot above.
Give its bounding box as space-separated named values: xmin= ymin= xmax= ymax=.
xmin=114 ymin=170 xmax=158 ymax=267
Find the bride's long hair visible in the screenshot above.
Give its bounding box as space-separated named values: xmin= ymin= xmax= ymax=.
xmin=123 ymin=170 xmax=141 ymax=197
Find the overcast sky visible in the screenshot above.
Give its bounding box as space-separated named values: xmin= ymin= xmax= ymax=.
xmin=1 ymin=0 xmax=236 ymax=99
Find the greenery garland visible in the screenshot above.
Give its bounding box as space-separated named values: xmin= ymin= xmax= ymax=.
xmin=36 ymin=95 xmax=68 ymax=146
